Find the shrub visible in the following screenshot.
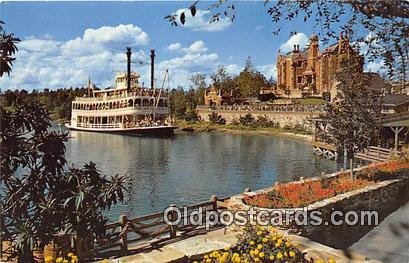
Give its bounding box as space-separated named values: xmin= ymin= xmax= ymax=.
xmin=208 ymin=112 xmax=226 ymax=125
xmin=184 ymin=109 xmax=199 ymax=123
xmin=255 ymin=115 xmax=276 ymax=128
xmin=230 ymin=118 xmax=239 ymax=126
xmin=239 ymin=113 xmax=255 ymax=126
xmin=195 ymin=225 xmax=311 ymax=262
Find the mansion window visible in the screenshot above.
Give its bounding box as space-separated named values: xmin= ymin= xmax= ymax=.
xmin=297 ymin=61 xmax=303 ymax=67
xmin=297 ymin=76 xmax=302 ymax=84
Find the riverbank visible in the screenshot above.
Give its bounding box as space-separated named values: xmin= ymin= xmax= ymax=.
xmin=175 ymin=120 xmax=314 ymax=142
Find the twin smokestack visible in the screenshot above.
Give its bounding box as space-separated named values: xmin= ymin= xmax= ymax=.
xmin=126 ymin=47 xmax=155 ymax=92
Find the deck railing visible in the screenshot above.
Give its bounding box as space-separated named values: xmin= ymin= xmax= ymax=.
xmin=96 ymin=195 xmax=230 ymax=255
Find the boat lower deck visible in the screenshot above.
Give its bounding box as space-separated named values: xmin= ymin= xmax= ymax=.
xmin=65 ymin=124 xmax=177 ymax=137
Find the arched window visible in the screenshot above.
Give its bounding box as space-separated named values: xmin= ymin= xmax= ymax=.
xmin=135 ymin=99 xmax=141 ymax=106
xmin=128 ymin=99 xmax=133 ymax=107
xmin=109 ymin=102 xmax=112 ymax=109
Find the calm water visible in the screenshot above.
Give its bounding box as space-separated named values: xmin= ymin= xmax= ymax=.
xmin=63 ymin=129 xmax=336 ymax=219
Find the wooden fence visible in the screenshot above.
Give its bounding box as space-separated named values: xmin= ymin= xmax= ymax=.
xmin=95 ymin=195 xmax=230 ymax=256
xmin=0 ymin=195 xmax=231 ymax=260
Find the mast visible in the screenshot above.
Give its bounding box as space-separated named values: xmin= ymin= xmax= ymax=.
xmin=126 ymin=47 xmax=132 ymax=92
xmin=150 ymin=49 xmax=155 ymax=89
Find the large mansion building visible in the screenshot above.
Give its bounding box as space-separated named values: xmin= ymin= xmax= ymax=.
xmin=276 ymin=32 xmax=362 ymax=99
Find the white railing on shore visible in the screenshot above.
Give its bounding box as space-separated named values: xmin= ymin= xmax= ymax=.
xmin=196 ymin=104 xmax=326 ymax=113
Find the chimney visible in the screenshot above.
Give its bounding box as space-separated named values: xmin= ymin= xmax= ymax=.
xmin=297 ymin=45 xmax=300 ymax=51
xmin=150 ymin=49 xmax=155 ymax=89
xmin=126 ymin=47 xmax=132 ymax=92
xmin=293 ymin=45 xmax=297 ymax=52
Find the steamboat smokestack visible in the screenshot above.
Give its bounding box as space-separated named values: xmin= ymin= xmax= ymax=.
xmin=126 ymin=47 xmax=132 ymax=92
xmin=150 ymin=49 xmax=155 ymax=89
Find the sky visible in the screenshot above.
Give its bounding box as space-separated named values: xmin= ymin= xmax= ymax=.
xmin=0 ymin=1 xmax=383 ymax=91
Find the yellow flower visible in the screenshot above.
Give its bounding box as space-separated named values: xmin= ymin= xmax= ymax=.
xmin=256 ymin=231 xmax=262 ymax=236
xmin=249 ymin=240 xmax=255 ymax=246
xmin=206 ymin=259 xmax=211 ymax=263
xmin=67 ymin=253 xmax=74 ymax=258
xmin=204 ymin=255 xmax=209 ymax=259
xmin=262 ymin=237 xmax=268 ymax=243
xmin=254 ymin=248 xmax=259 ymax=255
xmin=45 ymin=256 xmax=53 ymax=263
xmin=269 ymin=255 xmax=275 ymax=260
xmin=250 ymin=250 xmax=255 ymax=257
xmin=63 ymin=260 xmax=69 ymax=263
xmin=56 ymin=258 xmax=63 ymax=263
xmin=254 ymin=258 xmax=260 ymax=262
xmin=277 ymin=252 xmax=283 ymax=259
xmin=224 ymin=246 xmax=230 ymax=251
xmin=257 ymin=244 xmax=263 ymax=250
xmin=275 ymin=242 xmax=280 ymax=247
xmin=328 ymin=258 xmax=336 ymax=263
xmin=289 ymin=251 xmax=296 ymax=257
xmin=259 ymin=252 xmax=265 ymax=258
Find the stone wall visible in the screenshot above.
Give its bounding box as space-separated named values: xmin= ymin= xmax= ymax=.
xmin=227 ymin=167 xmax=409 ymax=249
xmin=196 ymin=109 xmax=319 ymax=132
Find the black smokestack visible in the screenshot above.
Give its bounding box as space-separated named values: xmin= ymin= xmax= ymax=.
xmin=150 ymin=49 xmax=155 ymax=89
xmin=126 ymin=47 xmax=132 ymax=92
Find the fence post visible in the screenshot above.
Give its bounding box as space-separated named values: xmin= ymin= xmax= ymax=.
xmin=119 ymin=215 xmax=128 ymax=255
xmin=169 ymin=204 xmax=178 ymax=239
xmin=210 ymin=195 xmax=218 ymax=211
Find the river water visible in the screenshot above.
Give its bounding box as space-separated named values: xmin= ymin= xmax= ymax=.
xmin=64 ymin=129 xmax=336 ymax=219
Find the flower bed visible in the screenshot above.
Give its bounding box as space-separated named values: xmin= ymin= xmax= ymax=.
xmin=243 ymin=176 xmax=371 ymax=209
xmin=193 ymin=225 xmax=331 ymax=263
xmin=242 ymin=160 xmax=409 ymax=209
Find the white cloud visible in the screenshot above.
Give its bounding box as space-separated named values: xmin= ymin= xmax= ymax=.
xmin=0 ymin=24 xmax=150 ymax=90
xmin=183 ymin=41 xmax=208 ymax=53
xmin=254 ymin=25 xmax=265 ymax=31
xmin=175 ymin=8 xmax=232 ymax=32
xmin=166 ymin=42 xmax=182 ymax=51
xmin=279 ymin=33 xmax=309 ymax=53
xmin=258 ymin=64 xmax=277 ymax=80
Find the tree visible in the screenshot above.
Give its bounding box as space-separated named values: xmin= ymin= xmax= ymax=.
xmin=325 ymin=61 xmax=382 ymax=177
xmin=166 ymin=1 xmax=408 ymax=86
xmin=210 ymin=65 xmax=237 ymax=96
xmin=236 ymin=57 xmax=268 ymax=98
xmin=189 ymin=73 xmax=207 ymax=106
xmin=0 ymin=99 xmax=127 ymax=260
xmin=0 ymin=21 xmax=20 ymax=77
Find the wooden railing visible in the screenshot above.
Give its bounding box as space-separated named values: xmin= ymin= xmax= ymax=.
xmin=96 ymin=195 xmax=230 ymax=255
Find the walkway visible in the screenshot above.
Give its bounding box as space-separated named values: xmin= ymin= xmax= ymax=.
xmin=349 ymin=201 xmax=409 ymax=263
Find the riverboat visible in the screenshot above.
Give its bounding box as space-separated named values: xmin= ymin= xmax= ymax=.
xmin=65 ymin=48 xmax=177 ymax=136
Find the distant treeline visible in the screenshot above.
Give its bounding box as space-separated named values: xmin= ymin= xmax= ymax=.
xmin=0 ymin=88 xmax=87 ymax=121
xmin=0 ymin=87 xmax=205 ymax=121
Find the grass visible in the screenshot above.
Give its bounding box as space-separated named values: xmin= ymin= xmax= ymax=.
xmin=175 ymin=119 xmax=313 ymax=136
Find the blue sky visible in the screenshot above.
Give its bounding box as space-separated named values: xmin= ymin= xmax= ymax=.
xmin=0 ymin=1 xmax=380 ymax=91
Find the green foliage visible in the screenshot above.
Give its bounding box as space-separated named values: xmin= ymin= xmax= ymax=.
xmin=326 ymin=61 xmax=382 ymax=159
xmin=239 ymin=113 xmax=255 ymax=126
xmin=0 ymin=21 xmax=21 ymax=77
xmin=236 ymin=57 xmax=269 ymax=98
xmin=184 ymin=109 xmax=199 ymax=123
xmin=210 ymin=66 xmax=237 ymax=96
xmin=0 ymin=99 xmax=127 ymax=257
xmin=208 ymin=112 xmax=226 ymax=125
